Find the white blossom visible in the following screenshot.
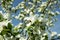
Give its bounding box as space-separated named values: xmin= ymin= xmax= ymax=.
xmin=38 ymin=17 xmax=43 ymax=22
xmin=10 ymin=2 xmax=13 ymax=4
xmin=46 ymin=20 xmax=53 ymax=26
xmin=16 ymin=34 xmax=20 ymax=38
xmin=16 ymin=23 xmax=23 ymax=28
xmin=24 ymin=15 xmax=37 ymax=24
xmin=51 ymin=12 xmax=55 ymax=15
xmin=29 ymin=12 xmax=33 ymax=16
xmin=56 ymin=11 xmax=60 ymax=14
xmin=40 ymin=14 xmax=44 ymax=17
xmin=15 ymin=16 xmax=19 ymax=19
xmin=19 ymin=37 xmax=26 ymax=40
xmin=51 ymin=32 xmax=57 ymax=37
xmin=0 ymin=20 xmax=11 ymax=27
xmin=12 ymin=7 xmax=15 ymax=10
xmin=10 ymin=36 xmax=13 ymax=39
xmin=13 ymin=27 xmax=19 ymax=32
xmin=3 ymin=13 xmax=10 ymax=19
xmin=24 ymin=17 xmax=29 ymax=20
xmin=41 ymin=2 xmax=47 ymax=7
xmin=20 ymin=14 xmax=24 ymax=17
xmin=43 ymin=33 xmax=47 ymax=36
xmin=28 ymin=2 xmax=33 ymax=4
xmin=0 ymin=11 xmax=2 ymax=14
xmin=0 ymin=26 xmax=3 ymax=33
xmin=38 ymin=30 xmax=41 ymax=34
xmin=37 ymin=1 xmax=40 ymax=3
xmin=38 ymin=8 xmax=43 ymax=12
xmin=24 ymin=9 xmax=30 ymax=13
xmin=33 ymin=0 xmax=36 ymax=3
xmin=0 ymin=35 xmax=3 ymax=40
xmin=19 ymin=2 xmax=25 ymax=8
xmin=54 ymin=1 xmax=57 ymax=4
xmin=41 ymin=37 xmax=45 ymax=40
xmin=0 ymin=20 xmax=11 ymax=33
xmin=57 ymin=34 xmax=60 ymax=37
xmin=26 ymin=22 xmax=32 ymax=27
xmin=48 ymin=11 xmax=55 ymax=16
xmin=11 ymin=0 xmax=14 ymax=2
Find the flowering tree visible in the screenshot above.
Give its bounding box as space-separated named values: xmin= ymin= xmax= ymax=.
xmin=0 ymin=0 xmax=60 ymax=40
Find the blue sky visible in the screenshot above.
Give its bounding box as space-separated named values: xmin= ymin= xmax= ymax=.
xmin=51 ymin=15 xmax=60 ymax=34
xmin=0 ymin=0 xmax=60 ymax=34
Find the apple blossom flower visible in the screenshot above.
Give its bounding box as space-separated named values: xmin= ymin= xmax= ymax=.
xmin=24 ymin=15 xmax=38 ymax=24
xmin=15 ymin=16 xmax=19 ymax=19
xmin=15 ymin=34 xmax=20 ymax=38
xmin=0 ymin=35 xmax=3 ymax=40
xmin=16 ymin=23 xmax=23 ymax=28
xmin=41 ymin=37 xmax=45 ymax=40
xmin=41 ymin=2 xmax=47 ymax=7
xmin=0 ymin=20 xmax=11 ymax=26
xmin=3 ymin=13 xmax=10 ymax=19
xmin=51 ymin=12 xmax=55 ymax=16
xmin=29 ymin=12 xmax=33 ymax=16
xmin=43 ymin=33 xmax=47 ymax=36
xmin=38 ymin=8 xmax=42 ymax=12
xmin=24 ymin=9 xmax=30 ymax=13
xmin=51 ymin=32 xmax=57 ymax=37
xmin=12 ymin=7 xmax=16 ymax=10
xmin=26 ymin=22 xmax=32 ymax=27
xmin=38 ymin=17 xmax=44 ymax=22
xmin=56 ymin=11 xmax=60 ymax=15
xmin=57 ymin=34 xmax=60 ymax=37
xmin=0 ymin=11 xmax=2 ymax=14
xmin=0 ymin=26 xmax=3 ymax=33
xmin=46 ymin=20 xmax=53 ymax=26
xmin=28 ymin=2 xmax=33 ymax=4
xmin=38 ymin=30 xmax=41 ymax=34
xmin=19 ymin=37 xmax=26 ymax=40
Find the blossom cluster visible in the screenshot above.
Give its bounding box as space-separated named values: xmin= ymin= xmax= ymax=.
xmin=0 ymin=0 xmax=60 ymax=40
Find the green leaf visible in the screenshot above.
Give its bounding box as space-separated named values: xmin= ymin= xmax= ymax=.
xmin=0 ymin=13 xmax=4 ymax=22
xmin=6 ymin=0 xmax=11 ymax=2
xmin=44 ymin=35 xmax=48 ymax=40
xmin=1 ymin=30 xmax=8 ymax=35
xmin=2 ymin=1 xmax=5 ymax=6
xmin=7 ymin=23 xmax=12 ymax=30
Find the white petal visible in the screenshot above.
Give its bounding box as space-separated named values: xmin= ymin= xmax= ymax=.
xmin=0 ymin=35 xmax=3 ymax=40
xmin=0 ymin=20 xmax=11 ymax=27
xmin=26 ymin=22 xmax=31 ymax=27
xmin=51 ymin=32 xmax=57 ymax=37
